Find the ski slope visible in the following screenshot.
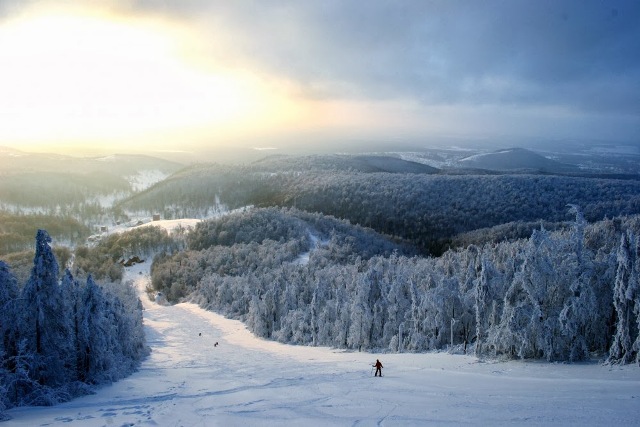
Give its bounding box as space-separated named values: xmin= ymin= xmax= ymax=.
xmin=4 ymin=238 xmax=640 ymax=425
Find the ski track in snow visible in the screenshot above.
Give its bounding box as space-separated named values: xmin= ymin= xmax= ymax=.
xmin=5 ymin=249 xmax=640 ymax=426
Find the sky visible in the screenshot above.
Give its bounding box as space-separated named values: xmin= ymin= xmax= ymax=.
xmin=0 ymin=0 xmax=638 ymax=156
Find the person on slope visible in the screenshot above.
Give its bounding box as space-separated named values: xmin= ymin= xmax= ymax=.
xmin=373 ymin=359 xmax=383 ymax=377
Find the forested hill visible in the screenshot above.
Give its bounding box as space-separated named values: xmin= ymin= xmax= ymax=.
xmin=120 ymin=157 xmax=640 ymax=254
xmin=456 ymin=147 xmax=578 ymax=173
xmin=0 ymin=149 xmax=183 ymax=210
xmin=0 ymin=148 xmax=182 ymax=176
xmin=151 ymin=207 xmax=411 ymax=301
xmin=150 ymin=205 xmax=640 ymax=364
xmin=250 ymin=154 xmax=440 ymax=174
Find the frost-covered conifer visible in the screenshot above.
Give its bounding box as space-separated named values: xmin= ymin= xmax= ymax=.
xmin=559 ymin=206 xmax=596 ymax=362
xmin=19 ymin=229 xmax=75 ymax=389
xmin=493 ymin=228 xmax=564 ymax=360
xmin=1 ymin=230 xmax=147 ymax=409
xmin=348 ymin=274 xmax=372 ymax=351
xmin=609 ymin=232 xmax=635 ymax=364
xmin=0 ymin=261 xmax=18 ymax=358
xmin=79 ymin=275 xmax=114 ymax=383
xmin=626 ymin=234 xmax=640 ymax=364
xmin=0 ymin=261 xmax=19 ymax=416
xmin=475 ymin=258 xmax=491 ymax=356
xmin=60 ymin=269 xmax=85 ymax=381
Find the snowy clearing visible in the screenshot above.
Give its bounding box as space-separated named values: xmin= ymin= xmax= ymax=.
xmin=4 ymin=219 xmax=640 ymax=426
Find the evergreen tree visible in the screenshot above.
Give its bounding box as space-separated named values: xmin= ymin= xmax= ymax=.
xmin=609 ymin=231 xmax=635 ymax=364
xmin=1 ymin=229 xmax=147 ymax=409
xmin=0 ymin=261 xmax=18 ymax=361
xmin=475 ymin=257 xmax=491 ymax=357
xmin=559 ymin=206 xmax=597 ymax=362
xmin=627 ymin=234 xmax=640 ymax=364
xmin=0 ymin=261 xmax=19 ymax=417
xmin=79 ymin=276 xmax=113 ymax=384
xmin=19 ymin=230 xmax=75 ymax=391
xmin=60 ymin=269 xmax=85 ymax=381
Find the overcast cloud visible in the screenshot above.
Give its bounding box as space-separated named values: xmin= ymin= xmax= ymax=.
xmin=1 ymin=0 xmax=638 ymax=147
xmin=124 ymin=0 xmax=640 ymax=116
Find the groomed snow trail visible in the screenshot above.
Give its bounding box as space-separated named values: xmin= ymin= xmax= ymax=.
xmin=5 ymin=261 xmax=640 ymax=426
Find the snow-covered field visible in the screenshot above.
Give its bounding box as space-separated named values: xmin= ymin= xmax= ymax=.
xmin=4 ymin=221 xmax=640 ymax=426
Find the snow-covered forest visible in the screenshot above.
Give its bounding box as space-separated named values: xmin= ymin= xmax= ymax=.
xmin=120 ymin=159 xmax=640 ymax=254
xmin=150 ymin=206 xmax=640 ymax=364
xmin=5 ymin=260 xmax=639 ymax=426
xmin=0 ymin=230 xmax=147 ymax=415
xmin=2 ymin=151 xmax=640 ymax=421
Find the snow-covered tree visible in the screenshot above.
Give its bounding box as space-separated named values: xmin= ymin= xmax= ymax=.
xmin=19 ymin=230 xmax=75 ymax=392
xmin=609 ymin=231 xmax=636 ymax=364
xmin=0 ymin=261 xmax=18 ymax=361
xmin=559 ymin=206 xmax=597 ymax=362
xmin=631 ymin=241 xmax=640 ymax=365
xmin=348 ymin=274 xmax=373 ymax=351
xmin=0 ymin=261 xmax=19 ymax=417
xmin=1 ymin=230 xmax=148 ymax=410
xmin=78 ymin=275 xmax=116 ymax=383
xmin=475 ymin=257 xmax=492 ymax=356
xmin=492 ymin=228 xmax=567 ymax=360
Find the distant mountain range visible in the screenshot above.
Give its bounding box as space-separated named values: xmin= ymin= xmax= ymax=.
xmin=0 ymin=146 xmax=183 ymax=176
xmin=456 ymin=148 xmax=579 ymax=173
xmin=251 ymin=154 xmax=439 ymax=174
xmin=0 ymin=148 xmax=185 ymax=208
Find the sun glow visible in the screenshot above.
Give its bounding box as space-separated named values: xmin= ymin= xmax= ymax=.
xmin=0 ymin=6 xmax=305 ymax=152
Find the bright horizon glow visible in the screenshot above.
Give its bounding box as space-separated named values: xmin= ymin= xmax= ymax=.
xmin=0 ymin=2 xmax=636 ymax=156
xmin=0 ymin=6 xmax=312 ymax=154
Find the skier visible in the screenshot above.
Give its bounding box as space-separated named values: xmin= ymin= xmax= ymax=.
xmin=373 ymin=359 xmax=383 ymax=377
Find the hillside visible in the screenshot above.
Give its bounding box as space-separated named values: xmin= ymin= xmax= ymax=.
xmin=5 ymin=258 xmax=639 ymax=426
xmin=120 ymin=162 xmax=640 ymax=254
xmin=457 ymin=147 xmax=578 ymax=172
xmin=0 ymin=147 xmax=183 ymax=177
xmin=150 ymin=207 xmax=410 ymax=301
xmin=0 ymin=149 xmax=185 ymax=237
xmin=0 ymin=148 xmax=184 ymax=208
xmin=250 ymin=153 xmax=439 ymax=174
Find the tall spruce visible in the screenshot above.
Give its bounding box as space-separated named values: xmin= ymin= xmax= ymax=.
xmin=19 ymin=230 xmax=74 ymax=388
xmin=559 ymin=206 xmax=596 ymax=362
xmin=0 ymin=261 xmax=19 ymax=417
xmin=609 ymin=231 xmax=635 ymax=364
xmin=0 ymin=261 xmax=18 ymax=360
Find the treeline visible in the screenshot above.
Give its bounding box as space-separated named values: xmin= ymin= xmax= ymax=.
xmin=74 ymin=225 xmax=184 ymax=283
xmin=0 ymin=212 xmax=91 ymax=256
xmin=1 ymin=247 xmax=73 ymax=286
xmin=152 ymin=207 xmax=640 ymax=364
xmin=119 ymin=159 xmax=640 ymax=255
xmin=0 ymin=172 xmax=130 ymax=208
xmin=0 ymin=221 xmax=180 ymax=285
xmin=151 ymin=208 xmax=408 ymax=302
xmin=0 ymin=230 xmax=147 ymax=414
xmin=119 ymin=164 xmax=241 ymax=220
xmin=448 ymin=220 xmax=568 ymax=248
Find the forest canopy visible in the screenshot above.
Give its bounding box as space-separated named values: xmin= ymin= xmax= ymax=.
xmin=0 ymin=230 xmax=148 ymax=411
xmin=151 ymin=207 xmax=640 ymax=364
xmin=120 ymin=161 xmax=640 ymax=255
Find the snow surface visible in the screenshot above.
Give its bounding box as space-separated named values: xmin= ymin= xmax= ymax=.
xmin=293 ymin=232 xmax=327 ymax=265
xmin=125 ymin=170 xmax=173 ymax=192
xmin=4 ymin=221 xmax=640 ymax=426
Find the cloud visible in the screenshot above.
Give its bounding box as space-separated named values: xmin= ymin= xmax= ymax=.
xmin=2 ymin=0 xmax=637 ymax=147
xmin=124 ymin=0 xmax=640 ymax=116
xmin=5 ymin=0 xmax=639 ymax=114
